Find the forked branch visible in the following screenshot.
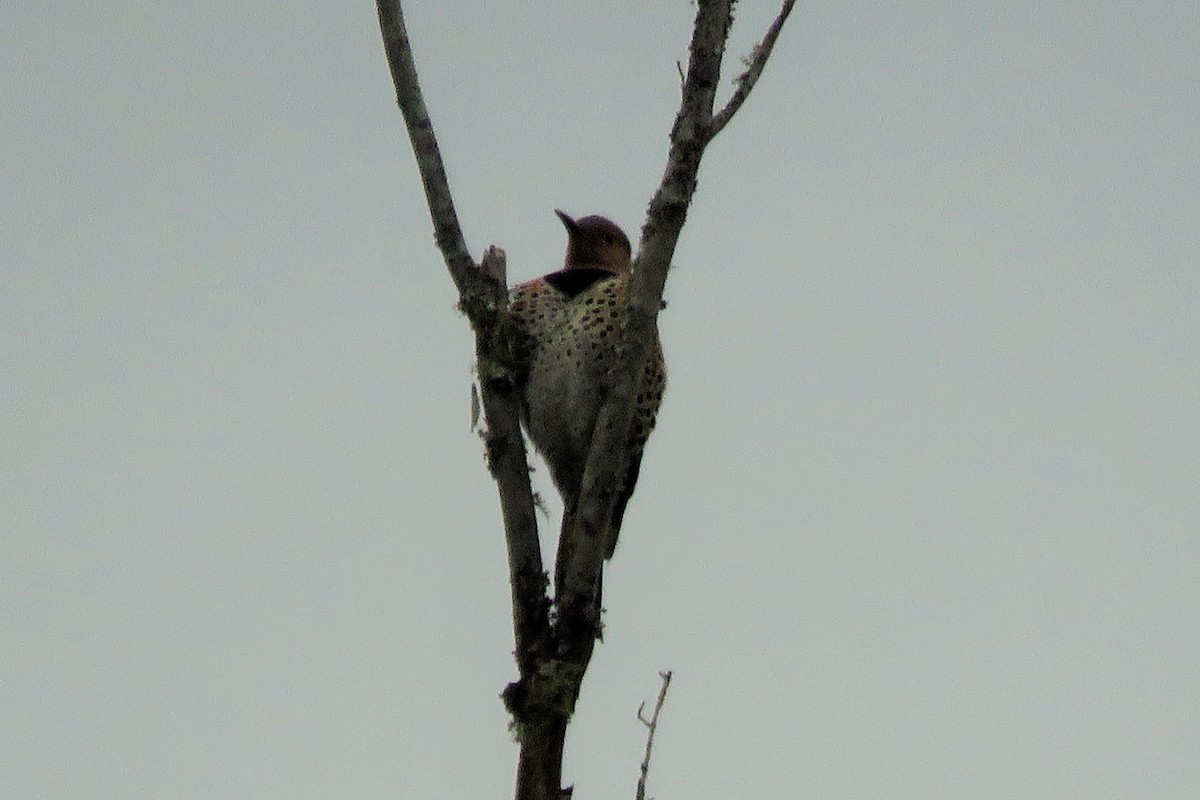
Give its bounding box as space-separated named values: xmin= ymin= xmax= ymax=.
xmin=710 ymin=0 xmax=797 ymax=140
xmin=636 ymin=671 xmax=674 ymax=800
xmin=375 ymin=2 xmax=793 ymax=798
xmin=558 ymin=0 xmax=794 ymax=647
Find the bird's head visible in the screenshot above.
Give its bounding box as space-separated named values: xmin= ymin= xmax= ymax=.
xmin=556 ymin=209 xmax=632 ymax=274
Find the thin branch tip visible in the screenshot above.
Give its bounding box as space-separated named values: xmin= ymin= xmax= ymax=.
xmin=634 ymin=670 xmax=674 ymax=800
xmin=709 ymin=0 xmax=795 ymax=140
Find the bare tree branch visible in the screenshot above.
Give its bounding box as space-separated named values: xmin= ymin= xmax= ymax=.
xmin=635 ymin=671 xmax=674 ymax=800
xmin=375 ymin=0 xmax=548 ymax=678
xmin=555 ymin=0 xmax=734 ymax=639
xmin=375 ymin=2 xmax=793 ymax=798
xmin=710 ymin=0 xmax=796 ymax=140
xmin=375 ymin=0 xmax=477 ymax=305
xmin=557 ymin=0 xmax=792 ymax=634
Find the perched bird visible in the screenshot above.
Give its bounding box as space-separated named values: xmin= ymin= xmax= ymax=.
xmin=509 ymin=210 xmax=666 ymax=589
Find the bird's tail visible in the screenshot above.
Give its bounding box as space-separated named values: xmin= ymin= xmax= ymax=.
xmin=554 ymin=510 xmax=605 ymax=621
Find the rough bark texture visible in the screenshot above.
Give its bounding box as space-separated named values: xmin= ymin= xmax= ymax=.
xmin=375 ymin=2 xmax=794 ymax=797
xmin=376 ymin=0 xmax=549 ymax=680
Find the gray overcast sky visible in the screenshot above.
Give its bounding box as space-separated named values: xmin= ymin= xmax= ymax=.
xmin=4 ymin=2 xmax=1198 ymax=798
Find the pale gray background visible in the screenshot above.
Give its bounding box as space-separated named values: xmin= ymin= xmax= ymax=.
xmin=4 ymin=2 xmax=1198 ymax=798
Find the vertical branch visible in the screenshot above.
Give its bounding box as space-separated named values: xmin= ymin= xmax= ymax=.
xmin=476 ymin=250 xmax=552 ymax=678
xmin=635 ymin=671 xmax=674 ymax=800
xmin=375 ymin=0 xmax=548 ymax=679
xmin=555 ymin=0 xmax=734 ymax=634
xmin=375 ymin=0 xmax=475 ymax=298
xmin=557 ymin=0 xmax=794 ymax=632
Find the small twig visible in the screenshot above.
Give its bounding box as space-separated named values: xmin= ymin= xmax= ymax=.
xmin=709 ymin=0 xmax=796 ymax=141
xmin=635 ymin=671 xmax=673 ymax=800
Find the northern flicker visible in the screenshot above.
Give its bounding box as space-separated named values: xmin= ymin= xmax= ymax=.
xmin=509 ymin=210 xmax=666 ymax=587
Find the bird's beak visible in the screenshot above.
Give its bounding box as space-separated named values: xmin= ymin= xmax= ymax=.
xmin=554 ymin=209 xmax=578 ymax=234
